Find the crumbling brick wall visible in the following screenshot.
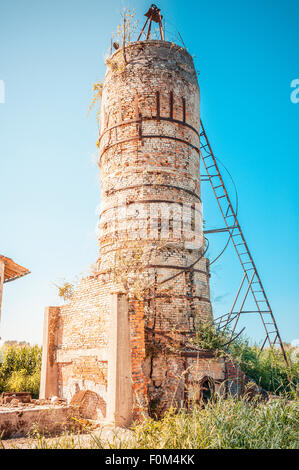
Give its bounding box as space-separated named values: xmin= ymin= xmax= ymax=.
xmin=225 ymin=359 xmax=246 ymax=396
xmin=41 ymin=275 xmax=116 ymax=420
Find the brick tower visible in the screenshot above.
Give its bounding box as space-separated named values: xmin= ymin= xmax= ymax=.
xmin=40 ymin=8 xmax=228 ymax=426
xmin=97 ymin=33 xmax=218 ymax=412
xmin=99 ymin=41 xmax=212 ymax=320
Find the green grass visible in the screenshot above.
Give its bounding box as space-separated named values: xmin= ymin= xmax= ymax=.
xmin=127 ymin=398 xmax=299 ymax=449
xmin=23 ymin=396 xmax=298 ymax=449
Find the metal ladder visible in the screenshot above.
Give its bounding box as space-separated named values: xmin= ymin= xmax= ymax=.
xmin=199 ymin=119 xmax=288 ymax=365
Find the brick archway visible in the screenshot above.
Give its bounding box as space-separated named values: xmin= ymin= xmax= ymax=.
xmin=198 ymin=376 xmax=215 ymax=403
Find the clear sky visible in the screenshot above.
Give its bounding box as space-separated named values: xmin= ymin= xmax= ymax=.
xmin=0 ymin=0 xmax=298 ymax=346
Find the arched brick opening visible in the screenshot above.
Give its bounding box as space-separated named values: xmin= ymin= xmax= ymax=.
xmin=198 ymin=376 xmax=215 ymax=404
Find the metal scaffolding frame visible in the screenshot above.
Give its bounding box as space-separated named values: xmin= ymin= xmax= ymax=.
xmin=137 ymin=4 xmax=164 ymax=41
xmin=199 ymin=120 xmax=288 ymax=365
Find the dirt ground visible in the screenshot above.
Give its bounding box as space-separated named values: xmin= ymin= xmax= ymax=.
xmin=0 ymin=425 xmax=132 ymax=449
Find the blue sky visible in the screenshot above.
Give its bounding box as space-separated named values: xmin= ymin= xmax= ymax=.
xmin=0 ymin=0 xmax=298 ymax=346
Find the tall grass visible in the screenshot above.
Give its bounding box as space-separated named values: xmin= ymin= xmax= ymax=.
xmin=122 ymin=398 xmax=299 ymax=449
xmin=26 ymin=397 xmax=298 ymax=449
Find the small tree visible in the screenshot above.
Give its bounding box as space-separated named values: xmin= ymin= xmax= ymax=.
xmin=112 ymin=8 xmax=138 ymax=48
xmin=54 ymin=281 xmax=75 ymax=302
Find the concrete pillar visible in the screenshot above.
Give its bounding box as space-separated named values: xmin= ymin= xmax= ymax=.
xmin=106 ymin=293 xmax=132 ymax=427
xmin=0 ymin=260 xmax=4 ymax=335
xmin=40 ymin=307 xmax=60 ymax=399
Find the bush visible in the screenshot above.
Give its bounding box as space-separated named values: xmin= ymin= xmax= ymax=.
xmin=191 ymin=319 xmax=299 ymax=397
xmin=230 ymin=341 xmax=299 ymax=397
xmin=0 ymin=345 xmax=42 ymax=398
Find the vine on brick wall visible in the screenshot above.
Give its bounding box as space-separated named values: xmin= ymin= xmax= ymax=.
xmin=109 ymin=241 xmax=169 ymax=300
xmin=88 ymin=80 xmax=103 ymax=131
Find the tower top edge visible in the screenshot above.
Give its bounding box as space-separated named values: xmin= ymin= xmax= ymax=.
xmin=107 ymin=40 xmax=194 ymax=63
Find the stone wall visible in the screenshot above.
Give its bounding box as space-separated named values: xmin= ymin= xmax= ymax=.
xmin=0 ymin=405 xmax=80 ymax=439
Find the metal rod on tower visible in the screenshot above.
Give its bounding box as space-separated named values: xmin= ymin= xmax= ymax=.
xmin=137 ymin=17 xmax=149 ymax=41
xmin=137 ymin=4 xmax=164 ymax=41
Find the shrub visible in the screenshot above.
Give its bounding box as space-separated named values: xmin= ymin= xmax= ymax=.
xmin=229 ymin=341 xmax=299 ymax=398
xmin=55 ymin=281 xmax=74 ymax=302
xmin=0 ymin=345 xmax=42 ymax=398
xmin=191 ymin=319 xmax=299 ymax=397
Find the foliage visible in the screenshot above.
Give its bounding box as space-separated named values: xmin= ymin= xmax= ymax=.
xmin=0 ymin=345 xmax=42 ymax=398
xmin=54 ymin=281 xmax=75 ymax=302
xmin=112 ymin=8 xmax=138 ymax=47
xmin=122 ymin=398 xmax=299 ymax=449
xmin=229 ymin=341 xmax=299 ymax=398
xmin=191 ymin=319 xmax=299 ymax=397
xmin=110 ymin=242 xmax=168 ymax=300
xmin=88 ymin=80 xmax=103 ymax=126
xmin=25 ymin=397 xmax=299 ymax=449
xmin=190 ymin=318 xmax=232 ymax=352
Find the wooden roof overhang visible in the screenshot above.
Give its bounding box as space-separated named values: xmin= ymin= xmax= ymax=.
xmin=0 ymin=255 xmax=30 ymax=283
